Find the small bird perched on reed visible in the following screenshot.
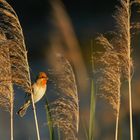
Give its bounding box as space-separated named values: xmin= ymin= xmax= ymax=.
xmin=17 ymin=72 xmax=48 ymax=117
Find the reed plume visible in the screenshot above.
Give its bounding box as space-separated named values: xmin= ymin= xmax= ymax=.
xmin=113 ymin=0 xmax=139 ymax=139
xmin=0 ymin=31 xmax=11 ymax=109
xmin=50 ymin=0 xmax=88 ymax=92
xmin=0 ymin=0 xmax=40 ymax=139
xmin=94 ymin=34 xmax=121 ymax=140
xmin=0 ymin=41 xmax=14 ymax=140
xmin=48 ymin=49 xmax=79 ymax=140
xmin=0 ymin=0 xmax=31 ymax=93
xmin=94 ymin=0 xmax=140 ymax=139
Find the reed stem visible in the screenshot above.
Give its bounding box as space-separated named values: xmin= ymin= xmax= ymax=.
xmin=31 ymin=93 xmax=40 ymax=140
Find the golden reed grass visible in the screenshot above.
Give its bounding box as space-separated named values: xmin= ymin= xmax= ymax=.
xmin=94 ymin=34 xmax=121 ymax=140
xmin=94 ymin=0 xmax=140 ymax=139
xmin=46 ymin=1 xmax=87 ymax=138
xmin=95 ymin=35 xmax=121 ymax=114
xmin=113 ymin=0 xmax=137 ymax=139
xmin=47 ymin=43 xmax=79 ymax=140
xmin=113 ymin=3 xmax=132 ymax=139
xmin=0 ymin=0 xmax=40 ymax=139
xmin=50 ymin=0 xmax=88 ymax=92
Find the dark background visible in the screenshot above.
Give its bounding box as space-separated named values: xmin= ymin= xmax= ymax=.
xmin=7 ymin=0 xmax=118 ymax=59
xmin=0 ymin=0 xmax=140 ymax=140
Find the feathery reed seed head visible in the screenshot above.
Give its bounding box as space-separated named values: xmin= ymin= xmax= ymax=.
xmin=94 ymin=35 xmax=121 ymax=115
xmin=0 ymin=0 xmax=32 ymax=94
xmin=48 ymin=54 xmax=79 ymax=140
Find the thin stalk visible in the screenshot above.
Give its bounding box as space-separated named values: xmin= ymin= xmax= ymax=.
xmin=10 ymin=103 xmax=13 ymax=140
xmin=45 ymin=97 xmax=54 ymax=140
xmin=89 ymin=40 xmax=95 ymax=140
xmin=10 ymin=87 xmax=14 ymax=140
xmin=115 ymin=75 xmax=121 ymax=140
xmin=89 ymin=80 xmax=95 ymax=140
xmin=115 ymin=106 xmax=120 ymax=140
xmin=9 ymin=46 xmax=14 ymax=140
xmin=127 ymin=0 xmax=133 ymax=140
xmin=57 ymin=126 xmax=61 ymax=140
xmin=115 ymin=113 xmax=119 ymax=140
xmin=24 ymin=52 xmax=40 ymax=140
xmin=128 ymin=78 xmax=133 ymax=140
xmin=23 ymin=40 xmax=41 ymax=140
xmin=31 ymin=93 xmax=40 ymax=140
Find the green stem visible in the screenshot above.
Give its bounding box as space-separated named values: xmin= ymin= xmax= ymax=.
xmin=45 ymin=97 xmax=54 ymax=140
xmin=89 ymin=40 xmax=95 ymax=140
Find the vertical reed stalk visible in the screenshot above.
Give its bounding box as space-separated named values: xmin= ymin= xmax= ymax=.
xmin=94 ymin=34 xmax=121 ymax=140
xmin=45 ymin=97 xmax=54 ymax=140
xmin=128 ymin=78 xmax=133 ymax=140
xmin=8 ymin=46 xmax=14 ymax=140
xmin=23 ymin=38 xmax=41 ymax=140
xmin=115 ymin=111 xmax=119 ymax=140
xmin=31 ymin=93 xmax=40 ymax=140
xmin=10 ymin=85 xmax=14 ymax=140
xmin=89 ymin=40 xmax=95 ymax=140
xmin=57 ymin=126 xmax=61 ymax=140
xmin=0 ymin=1 xmax=41 ymax=139
xmin=127 ymin=0 xmax=133 ymax=139
xmin=115 ymin=98 xmax=120 ymax=140
xmin=10 ymin=108 xmax=13 ymax=140
xmin=89 ymin=80 xmax=95 ymax=140
xmin=48 ymin=53 xmax=79 ymax=140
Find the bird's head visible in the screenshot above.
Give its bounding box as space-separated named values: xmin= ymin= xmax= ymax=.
xmin=37 ymin=72 xmax=49 ymax=86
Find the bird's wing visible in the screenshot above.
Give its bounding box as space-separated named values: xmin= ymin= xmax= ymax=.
xmin=24 ymin=84 xmax=34 ymax=100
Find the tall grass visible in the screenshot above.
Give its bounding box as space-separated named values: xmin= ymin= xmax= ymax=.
xmin=0 ymin=0 xmax=40 ymax=139
xmin=89 ymin=79 xmax=95 ymax=140
xmin=93 ymin=0 xmax=140 ymax=139
xmin=88 ymin=40 xmax=95 ymax=140
xmin=114 ymin=2 xmax=133 ymax=139
xmin=50 ymin=0 xmax=88 ymax=91
xmin=45 ymin=97 xmax=62 ymax=140
xmin=47 ymin=47 xmax=79 ymax=139
xmin=45 ymin=97 xmax=55 ymax=140
xmin=46 ymin=0 xmax=89 ymax=138
xmin=94 ymin=34 xmax=121 ymax=140
xmin=113 ymin=0 xmax=140 ymax=139
xmin=0 ymin=44 xmax=14 ymax=140
xmin=115 ymin=0 xmax=140 ymax=139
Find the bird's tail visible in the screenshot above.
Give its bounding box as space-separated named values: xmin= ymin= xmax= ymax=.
xmin=17 ymin=100 xmax=31 ymax=117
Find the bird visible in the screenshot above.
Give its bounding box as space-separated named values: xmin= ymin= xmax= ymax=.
xmin=17 ymin=72 xmax=48 ymax=117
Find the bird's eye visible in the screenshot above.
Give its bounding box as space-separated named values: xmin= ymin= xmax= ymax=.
xmin=41 ymin=76 xmax=47 ymax=78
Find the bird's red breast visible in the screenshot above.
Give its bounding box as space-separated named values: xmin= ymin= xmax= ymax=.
xmin=41 ymin=79 xmax=47 ymax=87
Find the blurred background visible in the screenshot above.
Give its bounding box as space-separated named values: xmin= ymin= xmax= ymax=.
xmin=0 ymin=0 xmax=140 ymax=139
